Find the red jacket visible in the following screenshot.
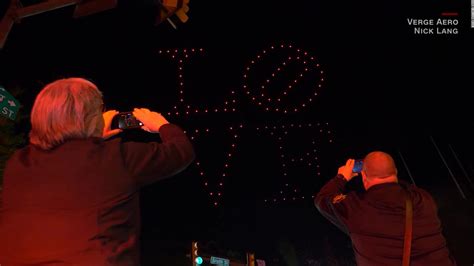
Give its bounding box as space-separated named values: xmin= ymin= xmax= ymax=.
xmin=0 ymin=124 xmax=195 ymax=266
xmin=315 ymin=175 xmax=456 ymax=266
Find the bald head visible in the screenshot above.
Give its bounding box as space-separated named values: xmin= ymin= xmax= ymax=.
xmin=363 ymin=151 xmax=397 ymax=179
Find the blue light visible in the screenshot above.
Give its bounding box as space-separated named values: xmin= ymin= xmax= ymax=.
xmin=195 ymin=256 xmax=203 ymax=264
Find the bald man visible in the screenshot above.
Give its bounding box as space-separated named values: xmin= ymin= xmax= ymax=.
xmin=315 ymin=151 xmax=456 ymax=266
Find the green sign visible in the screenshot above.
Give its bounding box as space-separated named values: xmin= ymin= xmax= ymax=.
xmin=0 ymin=86 xmax=20 ymax=120
xmin=210 ymin=256 xmax=229 ymax=266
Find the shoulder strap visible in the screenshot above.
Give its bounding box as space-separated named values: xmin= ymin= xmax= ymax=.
xmin=403 ymin=191 xmax=413 ymax=266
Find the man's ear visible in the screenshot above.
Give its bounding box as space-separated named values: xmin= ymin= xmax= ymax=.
xmin=363 ymin=170 xmax=371 ymax=183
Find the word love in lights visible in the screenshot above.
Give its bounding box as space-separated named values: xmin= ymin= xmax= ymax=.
xmin=157 ymin=43 xmax=333 ymax=207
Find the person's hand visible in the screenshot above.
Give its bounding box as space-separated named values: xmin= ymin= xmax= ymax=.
xmin=102 ymin=110 xmax=122 ymax=139
xmin=132 ymin=108 xmax=169 ymax=133
xmin=337 ymin=159 xmax=359 ymax=181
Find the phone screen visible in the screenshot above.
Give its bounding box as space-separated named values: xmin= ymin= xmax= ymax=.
xmin=352 ymin=159 xmax=363 ymax=173
xmin=116 ymin=112 xmax=143 ymax=129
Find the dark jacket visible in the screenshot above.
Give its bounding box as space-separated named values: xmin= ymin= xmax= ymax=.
xmin=315 ymin=174 xmax=456 ymax=266
xmin=0 ymin=124 xmax=195 ymax=266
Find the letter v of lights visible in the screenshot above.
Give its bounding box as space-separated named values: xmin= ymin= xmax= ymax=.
xmin=158 ymin=43 xmax=332 ymax=207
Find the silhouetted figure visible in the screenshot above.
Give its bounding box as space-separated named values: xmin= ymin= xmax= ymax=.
xmin=315 ymin=151 xmax=456 ymax=266
xmin=0 ymin=78 xmax=195 ymax=265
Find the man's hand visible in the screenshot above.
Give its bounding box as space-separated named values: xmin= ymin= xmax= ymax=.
xmin=133 ymin=108 xmax=169 ymax=133
xmin=338 ymin=159 xmax=359 ymax=181
xmin=102 ymin=110 xmax=122 ymax=139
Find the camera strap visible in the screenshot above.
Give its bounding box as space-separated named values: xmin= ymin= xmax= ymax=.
xmin=402 ymin=190 xmax=413 ymax=266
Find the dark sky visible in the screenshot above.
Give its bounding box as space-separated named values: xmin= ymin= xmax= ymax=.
xmin=1 ymin=0 xmax=473 ymax=264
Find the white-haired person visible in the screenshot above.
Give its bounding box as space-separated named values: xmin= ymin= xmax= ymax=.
xmin=0 ymin=78 xmax=195 ymax=265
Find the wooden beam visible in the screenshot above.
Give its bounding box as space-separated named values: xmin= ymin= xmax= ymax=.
xmin=73 ymin=0 xmax=118 ymax=18
xmin=16 ymin=0 xmax=79 ymax=19
xmin=0 ymin=0 xmax=16 ymax=49
xmin=1 ymin=0 xmax=119 ymax=49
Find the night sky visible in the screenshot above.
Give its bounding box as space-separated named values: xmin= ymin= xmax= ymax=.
xmin=1 ymin=0 xmax=473 ymax=265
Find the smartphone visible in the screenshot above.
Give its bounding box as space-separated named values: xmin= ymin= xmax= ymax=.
xmin=111 ymin=112 xmax=143 ymax=130
xmin=352 ymin=159 xmax=364 ymax=173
